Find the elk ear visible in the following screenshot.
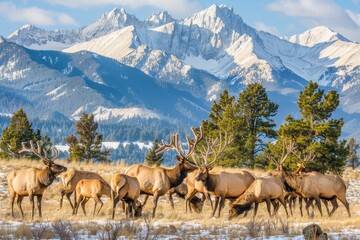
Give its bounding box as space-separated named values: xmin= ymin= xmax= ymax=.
xmin=176 ymin=155 xmax=184 ymax=163
xmin=43 ymin=160 xmax=52 ymax=167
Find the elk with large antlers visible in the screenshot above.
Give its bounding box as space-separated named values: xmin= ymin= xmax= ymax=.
xmin=125 ymin=126 xmax=203 ymax=217
xmin=59 ymin=169 xmax=107 ymax=211
xmin=191 ymin=132 xmax=255 ymax=217
xmin=7 ymin=141 xmax=67 ymax=219
xmin=269 ymin=140 xmax=351 ymax=217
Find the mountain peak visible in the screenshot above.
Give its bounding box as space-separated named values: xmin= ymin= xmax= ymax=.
xmin=0 ymin=35 xmax=5 ymax=44
xmin=146 ymin=11 xmax=174 ymax=27
xmin=184 ymin=4 xmax=241 ymax=33
xmin=288 ymin=25 xmax=350 ymax=47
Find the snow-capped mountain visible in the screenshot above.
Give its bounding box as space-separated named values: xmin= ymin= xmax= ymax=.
xmin=3 ymin=4 xmax=360 ymax=139
xmin=0 ymin=38 xmax=209 ymax=124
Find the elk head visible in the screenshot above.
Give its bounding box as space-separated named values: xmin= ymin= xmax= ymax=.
xmin=155 ymin=126 xmax=204 ymax=173
xmin=267 ymin=140 xmax=296 ymax=177
xmin=19 ymin=140 xmax=67 ymax=178
xmin=293 ymin=151 xmax=315 ymax=175
xmin=193 ymin=132 xmax=233 ymax=182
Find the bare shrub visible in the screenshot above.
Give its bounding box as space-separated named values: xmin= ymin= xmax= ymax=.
xmin=279 ymin=218 xmax=290 ymax=235
xmin=245 ymin=219 xmax=262 ymax=238
xmin=31 ymin=222 xmax=54 ymax=240
xmin=97 ymin=220 xmax=137 ymax=240
xmin=14 ymin=224 xmax=32 ymax=239
xmin=51 ymin=220 xmax=79 ymax=240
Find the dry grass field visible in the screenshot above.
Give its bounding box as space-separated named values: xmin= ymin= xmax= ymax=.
xmin=0 ymin=158 xmax=359 ymax=239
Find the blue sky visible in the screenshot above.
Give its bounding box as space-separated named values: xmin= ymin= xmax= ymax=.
xmin=0 ymin=0 xmax=359 ymax=41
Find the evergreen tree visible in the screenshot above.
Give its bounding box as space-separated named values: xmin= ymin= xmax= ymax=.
xmin=66 ymin=113 xmax=109 ymax=163
xmin=270 ymin=81 xmax=348 ymax=174
xmin=202 ymin=84 xmax=278 ymax=168
xmin=347 ymin=138 xmax=359 ymax=169
xmin=237 ymin=83 xmax=278 ymax=168
xmin=144 ymin=138 xmax=163 ymax=166
xmin=0 ymin=109 xmax=40 ymax=159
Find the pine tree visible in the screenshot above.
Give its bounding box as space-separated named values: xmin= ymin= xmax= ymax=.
xmin=0 ymin=109 xmax=40 ymax=159
xmin=270 ymin=81 xmax=348 ymax=174
xmin=201 ymin=85 xmax=278 ymax=168
xmin=144 ymin=138 xmax=163 ymax=166
xmin=347 ymin=138 xmax=359 ymax=169
xmin=237 ymin=83 xmax=278 ymax=168
xmin=66 ymin=113 xmax=109 ymax=163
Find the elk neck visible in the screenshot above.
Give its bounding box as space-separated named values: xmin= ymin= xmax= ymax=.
xmin=166 ymin=161 xmax=188 ymax=188
xmin=282 ymin=170 xmax=299 ymax=191
xmin=204 ymin=173 xmax=217 ymax=192
xmin=38 ymin=167 xmax=56 ymax=188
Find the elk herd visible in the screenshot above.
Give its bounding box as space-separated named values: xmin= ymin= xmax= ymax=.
xmin=6 ymin=127 xmax=352 ymax=221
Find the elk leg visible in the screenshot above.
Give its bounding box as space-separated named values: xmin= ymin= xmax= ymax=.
xmin=142 ymin=195 xmax=149 ymax=206
xmin=81 ymin=198 xmax=89 ymax=215
xmin=65 ymin=192 xmax=74 ymax=210
xmin=94 ymin=195 xmax=103 ymax=216
xmin=185 ymin=189 xmax=197 ymax=213
xmin=253 ymin=203 xmax=259 ymax=218
xmin=271 ymin=200 xmax=280 ymax=215
xmin=207 ymin=193 xmax=214 ymax=211
xmin=321 ymin=198 xmax=331 ymax=216
xmin=16 ymin=195 xmax=24 ymax=218
xmin=217 ymin=196 xmax=226 ymax=218
xmin=10 ymin=192 xmax=16 ymax=217
xmin=265 ymin=198 xmax=272 ymax=217
xmin=313 ymin=197 xmax=323 ymax=217
xmin=278 ymin=195 xmax=289 ymax=217
xmin=212 ymin=196 xmax=219 ymax=218
xmin=337 ymin=195 xmax=351 ymax=217
xmin=59 ymin=189 xmax=66 ymax=209
xmin=299 ymin=197 xmax=303 ymax=217
xmin=168 ymin=193 xmax=174 ymax=210
xmin=305 ymin=198 xmax=313 ymax=217
xmin=29 ymin=193 xmax=35 ymax=220
xmin=328 ymin=198 xmax=338 ymax=217
xmin=152 ymin=191 xmax=160 ymax=218
xmin=36 ymin=195 xmax=43 ymax=218
xmin=131 ymin=201 xmax=137 ymax=218
xmin=112 ymin=195 xmax=120 ymax=220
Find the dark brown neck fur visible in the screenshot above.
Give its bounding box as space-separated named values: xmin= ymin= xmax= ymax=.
xmin=166 ymin=163 xmax=187 ymax=188
xmin=38 ymin=167 xmax=55 ymax=188
xmin=204 ymin=173 xmax=216 ymax=192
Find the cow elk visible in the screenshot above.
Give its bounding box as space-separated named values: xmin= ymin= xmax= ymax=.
xmin=167 ymin=181 xmax=205 ymax=213
xmin=125 ymin=126 xmax=203 ymax=217
xmin=191 ymin=132 xmax=255 ymax=217
xmin=110 ymin=173 xmax=142 ymax=219
xmin=59 ymin=169 xmax=106 ymax=210
xmin=73 ymin=179 xmax=112 ymax=216
xmin=7 ymin=141 xmax=67 ymax=219
xmin=268 ymin=140 xmax=351 ymax=217
xmin=228 ymin=176 xmax=288 ymax=220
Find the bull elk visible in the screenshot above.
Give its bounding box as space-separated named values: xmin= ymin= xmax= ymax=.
xmin=73 ymin=178 xmax=112 ymax=216
xmin=191 ymin=132 xmax=255 ymax=217
xmin=59 ymin=169 xmax=106 ymax=210
xmin=7 ymin=140 xmax=67 ymax=219
xmin=269 ymin=140 xmax=351 ymax=217
xmin=110 ymin=173 xmax=142 ymax=219
xmin=125 ymin=126 xmax=203 ymax=217
xmin=228 ymin=176 xmax=288 ymax=220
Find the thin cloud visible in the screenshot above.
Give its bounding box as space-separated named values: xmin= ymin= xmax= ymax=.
xmin=254 ymin=21 xmax=280 ymax=36
xmin=44 ymin=0 xmax=202 ymax=19
xmin=267 ymin=0 xmax=360 ymax=41
xmin=0 ymin=1 xmax=77 ymax=26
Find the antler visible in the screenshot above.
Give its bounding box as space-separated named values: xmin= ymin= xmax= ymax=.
xmin=293 ymin=151 xmax=315 ymax=165
xmin=155 ymin=126 xmax=204 ymax=159
xmin=194 ymin=131 xmax=234 ymax=167
xmin=19 ymin=140 xmax=59 ymax=162
xmin=266 ymin=139 xmax=296 ymax=168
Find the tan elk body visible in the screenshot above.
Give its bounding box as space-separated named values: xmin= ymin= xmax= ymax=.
xmin=125 ymin=127 xmax=203 ymax=217
xmin=59 ymin=169 xmax=106 ymax=210
xmin=110 ymin=173 xmax=142 ymax=219
xmin=228 ymin=176 xmax=288 ymax=220
xmin=73 ymin=179 xmax=112 ymax=216
xmin=7 ymin=141 xmax=67 ymax=219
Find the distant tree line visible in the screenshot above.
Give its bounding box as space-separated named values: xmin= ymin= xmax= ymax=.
xmin=0 ymin=81 xmax=358 ymax=171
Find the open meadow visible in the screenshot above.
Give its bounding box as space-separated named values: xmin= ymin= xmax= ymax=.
xmin=0 ymin=159 xmax=359 ymax=239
